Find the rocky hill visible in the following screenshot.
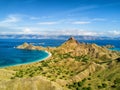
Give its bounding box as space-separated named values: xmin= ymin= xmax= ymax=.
xmin=56 ymin=37 xmax=118 ymax=60
xmin=0 ymin=37 xmax=120 ymax=90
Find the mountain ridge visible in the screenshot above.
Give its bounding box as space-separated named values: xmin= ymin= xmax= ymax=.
xmin=0 ymin=34 xmax=120 ymax=40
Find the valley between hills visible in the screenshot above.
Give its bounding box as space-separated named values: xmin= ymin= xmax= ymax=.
xmin=0 ymin=37 xmax=120 ymax=90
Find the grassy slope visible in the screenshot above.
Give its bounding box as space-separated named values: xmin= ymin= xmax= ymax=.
xmin=67 ymin=61 xmax=120 ymax=90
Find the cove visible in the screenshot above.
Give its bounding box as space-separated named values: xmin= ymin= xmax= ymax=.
xmin=0 ymin=48 xmax=50 ymax=68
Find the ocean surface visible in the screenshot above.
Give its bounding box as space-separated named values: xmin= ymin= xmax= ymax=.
xmin=0 ymin=39 xmax=120 ymax=67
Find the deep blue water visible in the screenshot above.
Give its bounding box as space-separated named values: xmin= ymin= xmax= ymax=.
xmin=0 ymin=39 xmax=120 ymax=67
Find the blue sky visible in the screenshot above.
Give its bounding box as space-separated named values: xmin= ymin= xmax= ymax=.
xmin=0 ymin=0 xmax=120 ymax=36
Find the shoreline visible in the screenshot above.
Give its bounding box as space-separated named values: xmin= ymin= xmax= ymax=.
xmin=0 ymin=50 xmax=52 ymax=68
xmin=109 ymin=48 xmax=120 ymax=51
xmin=44 ymin=50 xmax=52 ymax=59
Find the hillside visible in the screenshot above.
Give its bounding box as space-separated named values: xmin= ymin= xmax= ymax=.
xmin=0 ymin=37 xmax=120 ymax=90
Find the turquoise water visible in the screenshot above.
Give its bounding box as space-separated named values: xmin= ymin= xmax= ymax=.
xmin=0 ymin=39 xmax=120 ymax=67
xmin=109 ymin=48 xmax=120 ymax=51
xmin=0 ymin=39 xmax=49 ymax=67
xmin=0 ymin=49 xmax=49 ymax=67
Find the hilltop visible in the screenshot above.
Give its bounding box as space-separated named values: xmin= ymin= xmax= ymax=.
xmin=0 ymin=37 xmax=120 ymax=90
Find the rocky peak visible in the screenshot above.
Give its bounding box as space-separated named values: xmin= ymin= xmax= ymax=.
xmin=16 ymin=42 xmax=29 ymax=49
xmin=22 ymin=42 xmax=29 ymax=47
xmin=58 ymin=37 xmax=80 ymax=53
xmin=68 ymin=36 xmax=76 ymax=41
xmin=65 ymin=36 xmax=79 ymax=44
xmin=16 ymin=42 xmax=36 ymax=50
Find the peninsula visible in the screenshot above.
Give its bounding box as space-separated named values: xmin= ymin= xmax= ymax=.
xmin=0 ymin=37 xmax=120 ymax=90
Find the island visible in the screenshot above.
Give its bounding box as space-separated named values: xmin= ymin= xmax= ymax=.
xmin=0 ymin=37 xmax=120 ymax=90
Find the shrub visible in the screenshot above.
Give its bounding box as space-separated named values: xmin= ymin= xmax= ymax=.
xmin=102 ymin=83 xmax=107 ymax=88
xmin=98 ymin=85 xmax=102 ymax=89
xmin=29 ymin=73 xmax=34 ymax=77
xmin=88 ymin=83 xmax=91 ymax=86
xmin=41 ymin=62 xmax=48 ymax=67
xmin=10 ymin=77 xmax=15 ymax=79
xmin=114 ymin=78 xmax=120 ymax=84
xmin=88 ymin=77 xmax=91 ymax=80
xmin=98 ymin=83 xmax=107 ymax=89
xmin=76 ymin=87 xmax=81 ymax=90
xmin=111 ymin=85 xmax=116 ymax=88
xmin=82 ymin=87 xmax=92 ymax=90
xmin=78 ymin=81 xmax=84 ymax=87
xmin=97 ymin=75 xmax=100 ymax=77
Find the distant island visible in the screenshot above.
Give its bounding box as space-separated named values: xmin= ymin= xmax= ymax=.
xmin=0 ymin=34 xmax=120 ymax=40
xmin=0 ymin=37 xmax=120 ymax=90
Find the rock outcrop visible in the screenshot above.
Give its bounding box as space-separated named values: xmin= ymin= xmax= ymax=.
xmin=17 ymin=42 xmax=45 ymax=50
xmin=17 ymin=42 xmax=30 ymax=49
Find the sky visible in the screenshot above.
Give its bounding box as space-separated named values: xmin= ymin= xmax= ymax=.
xmin=0 ymin=0 xmax=120 ymax=36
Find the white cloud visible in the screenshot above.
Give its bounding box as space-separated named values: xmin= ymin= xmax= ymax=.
xmin=70 ymin=18 xmax=106 ymax=25
xmin=1 ymin=27 xmax=119 ymax=37
xmin=38 ymin=22 xmax=58 ymax=25
xmin=108 ymin=30 xmax=120 ymax=36
xmin=72 ymin=21 xmax=91 ymax=24
xmin=1 ymin=15 xmax=21 ymax=23
xmin=59 ymin=5 xmax=98 ymax=16
xmin=40 ymin=29 xmax=99 ymax=36
xmin=22 ymin=28 xmax=33 ymax=34
xmin=29 ymin=15 xmax=52 ymax=20
xmin=0 ymin=14 xmax=22 ymax=28
xmin=92 ymin=18 xmax=106 ymax=21
xmin=0 ymin=27 xmax=100 ymax=36
xmin=30 ymin=17 xmax=40 ymax=20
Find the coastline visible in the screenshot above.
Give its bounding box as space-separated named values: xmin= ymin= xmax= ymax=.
xmin=44 ymin=50 xmax=52 ymax=59
xmin=1 ymin=50 xmax=52 ymax=68
xmin=109 ymin=48 xmax=120 ymax=51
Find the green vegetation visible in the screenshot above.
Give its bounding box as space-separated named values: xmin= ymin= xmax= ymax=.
xmin=74 ymin=55 xmax=90 ymax=62
xmin=12 ymin=58 xmax=79 ymax=81
xmin=67 ymin=79 xmax=92 ymax=90
xmin=98 ymin=83 xmax=107 ymax=89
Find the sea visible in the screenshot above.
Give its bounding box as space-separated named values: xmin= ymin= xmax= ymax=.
xmin=0 ymin=39 xmax=120 ymax=67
